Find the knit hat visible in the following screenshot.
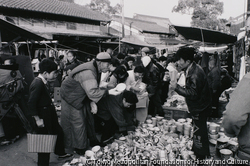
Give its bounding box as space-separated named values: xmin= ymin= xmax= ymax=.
xmin=141 ymin=47 xmax=150 ymax=53
xmin=141 ymin=56 xmax=151 ymax=67
xmin=96 ymin=52 xmax=111 ymax=62
xmin=123 ymin=91 xmax=138 ymax=104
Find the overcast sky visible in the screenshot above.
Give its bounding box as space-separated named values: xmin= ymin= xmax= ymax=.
xmin=75 ymin=0 xmax=246 ymax=26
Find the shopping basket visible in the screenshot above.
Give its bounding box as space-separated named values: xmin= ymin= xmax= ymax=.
xmin=27 ymin=134 xmax=57 ymax=153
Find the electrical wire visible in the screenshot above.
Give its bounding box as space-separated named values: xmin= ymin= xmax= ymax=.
xmin=56 ymin=43 xmax=96 ymax=56
xmin=38 ymin=41 xmax=96 ymax=57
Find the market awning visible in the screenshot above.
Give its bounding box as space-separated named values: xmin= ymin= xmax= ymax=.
xmin=199 ymin=45 xmax=228 ymax=53
xmin=121 ymin=36 xmax=152 ymax=47
xmin=0 ymin=17 xmax=46 ymax=42
xmin=173 ymin=25 xmax=237 ymax=44
xmin=121 ymin=35 xmax=185 ymax=48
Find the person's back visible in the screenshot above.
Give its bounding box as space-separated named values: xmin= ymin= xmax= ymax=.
xmin=207 ymin=59 xmax=221 ymax=117
xmin=222 ymin=72 xmax=250 ymax=161
xmin=207 ymin=60 xmax=221 ymax=93
xmin=141 ymin=56 xmax=163 ymax=116
xmin=142 ymin=58 xmax=161 ymax=96
xmin=219 ymin=69 xmax=232 ymax=95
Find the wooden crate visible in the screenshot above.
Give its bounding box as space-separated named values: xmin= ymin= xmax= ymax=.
xmin=164 ymin=109 xmax=173 ymax=120
xmin=163 ymin=106 xmax=189 ymax=121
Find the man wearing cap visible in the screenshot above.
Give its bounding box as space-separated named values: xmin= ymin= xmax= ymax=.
xmin=141 ymin=56 xmax=164 ymax=116
xmin=60 ymin=52 xmax=119 ymax=155
xmin=141 ymin=47 xmax=150 ymax=56
xmin=134 ymin=47 xmax=150 ymax=66
xmin=106 ymin=48 xmax=114 ymax=57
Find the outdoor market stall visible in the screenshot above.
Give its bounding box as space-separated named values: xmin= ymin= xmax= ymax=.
xmin=62 ymin=91 xmax=240 ymax=166
xmin=63 ymin=116 xmax=240 ymax=166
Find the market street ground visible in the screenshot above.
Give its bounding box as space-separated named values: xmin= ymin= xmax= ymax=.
xmin=0 ymin=134 xmax=73 ymax=166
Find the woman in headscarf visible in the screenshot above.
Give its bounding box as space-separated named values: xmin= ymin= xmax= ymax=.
xmin=62 ymin=51 xmax=81 ymax=80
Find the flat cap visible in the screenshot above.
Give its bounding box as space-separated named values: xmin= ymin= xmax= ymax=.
xmin=141 ymin=47 xmax=150 ymax=53
xmin=96 ymin=52 xmax=111 ymax=62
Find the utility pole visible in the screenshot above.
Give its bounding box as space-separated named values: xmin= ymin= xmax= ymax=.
xmin=121 ymin=0 xmax=125 ymax=38
xmin=0 ymin=30 xmax=2 ymax=50
xmin=245 ymin=0 xmax=249 ymax=57
xmin=247 ymin=0 xmax=250 ymax=18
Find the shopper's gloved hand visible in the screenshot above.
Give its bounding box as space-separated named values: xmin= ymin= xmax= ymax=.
xmin=108 ymin=88 xmax=122 ymax=95
xmin=90 ymin=101 xmax=97 ymax=114
xmin=33 ymin=116 xmax=44 ymax=128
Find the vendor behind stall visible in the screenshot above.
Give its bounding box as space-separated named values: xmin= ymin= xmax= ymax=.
xmin=173 ymin=47 xmax=212 ymax=160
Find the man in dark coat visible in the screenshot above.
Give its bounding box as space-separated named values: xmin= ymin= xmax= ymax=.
xmin=153 ymin=56 xmax=169 ymax=104
xmin=141 ymin=56 xmax=163 ymax=116
xmin=173 ymin=47 xmax=212 ymax=160
xmin=207 ymin=59 xmax=221 ymax=117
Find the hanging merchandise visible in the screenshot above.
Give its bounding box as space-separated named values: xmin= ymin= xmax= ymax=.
xmin=239 ymin=56 xmax=246 ymax=81
xmin=34 ymin=50 xmax=39 ymax=59
xmin=234 ymin=38 xmax=245 ymax=80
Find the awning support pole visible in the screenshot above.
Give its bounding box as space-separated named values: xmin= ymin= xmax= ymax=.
xmin=14 ymin=42 xmax=20 ymax=55
xmin=119 ymin=36 xmax=121 ymax=52
xmin=26 ymin=40 xmax=31 ymax=59
xmin=121 ymin=0 xmax=125 ymax=38
xmin=0 ymin=30 xmax=2 ymax=49
xmin=99 ymin=43 xmax=101 ymax=52
xmin=200 ymin=28 xmax=205 ymax=52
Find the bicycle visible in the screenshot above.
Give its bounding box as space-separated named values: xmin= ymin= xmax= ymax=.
xmin=0 ymin=76 xmax=32 ymax=145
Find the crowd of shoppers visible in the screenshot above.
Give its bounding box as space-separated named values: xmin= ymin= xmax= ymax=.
xmin=2 ymin=45 xmax=249 ymax=165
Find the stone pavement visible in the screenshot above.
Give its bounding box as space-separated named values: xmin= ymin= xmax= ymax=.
xmin=0 ymin=134 xmax=74 ymax=166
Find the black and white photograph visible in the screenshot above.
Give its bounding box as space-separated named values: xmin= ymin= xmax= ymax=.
xmin=0 ymin=0 xmax=249 ymax=165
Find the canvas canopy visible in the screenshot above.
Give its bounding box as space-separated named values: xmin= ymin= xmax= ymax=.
xmin=173 ymin=25 xmax=237 ymax=44
xmin=199 ymin=45 xmax=228 ymax=53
